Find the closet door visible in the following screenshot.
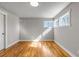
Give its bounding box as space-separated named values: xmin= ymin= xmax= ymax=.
xmin=0 ymin=12 xmax=5 ymax=50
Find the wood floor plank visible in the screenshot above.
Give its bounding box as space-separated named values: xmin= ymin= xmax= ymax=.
xmin=0 ymin=41 xmax=70 ymax=57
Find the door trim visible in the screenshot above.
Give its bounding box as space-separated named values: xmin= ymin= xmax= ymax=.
xmin=0 ymin=9 xmax=7 ymax=49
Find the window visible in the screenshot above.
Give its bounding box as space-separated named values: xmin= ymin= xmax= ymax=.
xmin=59 ymin=11 xmax=70 ymax=27
xmin=43 ymin=11 xmax=70 ymax=29
xmin=44 ymin=21 xmax=54 ymax=28
xmin=54 ymin=19 xmax=59 ymax=28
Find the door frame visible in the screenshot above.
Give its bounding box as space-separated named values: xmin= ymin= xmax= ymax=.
xmin=0 ymin=9 xmax=7 ymax=49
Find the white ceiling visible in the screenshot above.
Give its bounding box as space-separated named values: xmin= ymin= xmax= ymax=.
xmin=0 ymin=2 xmax=70 ymax=18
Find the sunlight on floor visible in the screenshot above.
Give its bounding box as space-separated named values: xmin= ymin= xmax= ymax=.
xmin=30 ymin=41 xmax=41 ymax=47
xmin=30 ymin=41 xmax=54 ymax=56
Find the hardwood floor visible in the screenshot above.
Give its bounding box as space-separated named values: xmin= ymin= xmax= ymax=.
xmin=0 ymin=41 xmax=70 ymax=57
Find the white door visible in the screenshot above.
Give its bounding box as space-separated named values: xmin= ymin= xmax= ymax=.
xmin=0 ymin=12 xmax=4 ymax=50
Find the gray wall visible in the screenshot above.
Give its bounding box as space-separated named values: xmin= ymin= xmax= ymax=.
xmin=54 ymin=3 xmax=79 ymax=56
xmin=7 ymin=12 xmax=19 ymax=47
xmin=0 ymin=6 xmax=19 ymax=48
xmin=20 ymin=18 xmax=54 ymax=41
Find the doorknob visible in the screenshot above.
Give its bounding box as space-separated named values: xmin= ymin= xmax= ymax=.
xmin=2 ymin=33 xmax=4 ymax=35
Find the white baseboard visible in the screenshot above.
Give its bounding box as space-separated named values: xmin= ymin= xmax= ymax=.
xmin=19 ymin=39 xmax=54 ymax=41
xmin=19 ymin=40 xmax=32 ymax=41
xmin=7 ymin=40 xmax=20 ymax=48
xmin=54 ymin=40 xmax=76 ymax=57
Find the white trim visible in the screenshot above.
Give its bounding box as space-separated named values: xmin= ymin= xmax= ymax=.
xmin=5 ymin=13 xmax=8 ymax=49
xmin=0 ymin=9 xmax=7 ymax=15
xmin=54 ymin=40 xmax=76 ymax=57
xmin=7 ymin=40 xmax=19 ymax=48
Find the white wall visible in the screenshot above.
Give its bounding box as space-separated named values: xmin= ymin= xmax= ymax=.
xmin=54 ymin=3 xmax=79 ymax=56
xmin=20 ymin=18 xmax=54 ymax=41
xmin=0 ymin=6 xmax=19 ymax=48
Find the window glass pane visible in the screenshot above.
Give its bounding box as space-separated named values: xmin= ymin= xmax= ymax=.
xmin=59 ymin=17 xmax=64 ymax=26
xmin=54 ymin=19 xmax=59 ymax=28
xmin=44 ymin=21 xmax=53 ymax=28
xmin=44 ymin=21 xmax=49 ymax=28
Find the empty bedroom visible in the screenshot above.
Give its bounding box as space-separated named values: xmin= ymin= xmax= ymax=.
xmin=0 ymin=2 xmax=79 ymax=57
